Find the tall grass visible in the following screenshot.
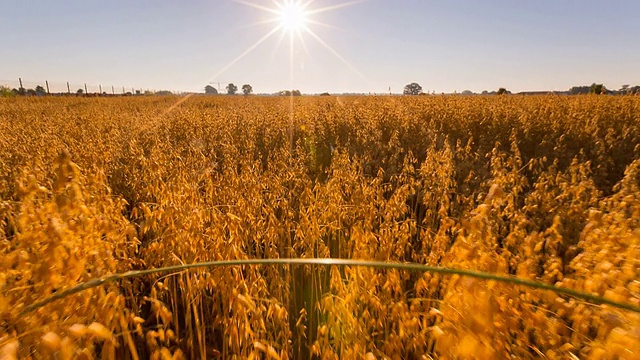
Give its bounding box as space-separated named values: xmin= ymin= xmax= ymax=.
xmin=1 ymin=95 xmax=639 ymax=359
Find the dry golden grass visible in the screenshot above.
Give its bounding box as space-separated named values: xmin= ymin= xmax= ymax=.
xmin=1 ymin=95 xmax=639 ymax=359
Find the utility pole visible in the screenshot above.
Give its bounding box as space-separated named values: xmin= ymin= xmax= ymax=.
xmin=84 ymin=83 xmax=88 ymax=94
xmin=67 ymin=82 xmax=71 ymax=94
xmin=18 ymin=78 xmax=23 ymax=90
xmin=99 ymin=84 xmax=102 ymax=94
xmin=45 ymin=81 xmax=50 ymax=94
xmin=112 ymin=85 xmax=115 ymax=95
xmin=211 ymin=81 xmax=230 ymax=93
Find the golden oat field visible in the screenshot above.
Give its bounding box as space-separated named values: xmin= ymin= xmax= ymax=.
xmin=1 ymin=95 xmax=639 ymax=359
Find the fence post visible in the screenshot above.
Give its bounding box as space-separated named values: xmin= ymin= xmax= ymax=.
xmin=67 ymin=82 xmax=71 ymax=94
xmin=45 ymin=81 xmax=50 ymax=94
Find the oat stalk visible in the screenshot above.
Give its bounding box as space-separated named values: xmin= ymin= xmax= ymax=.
xmin=20 ymin=258 xmax=640 ymax=315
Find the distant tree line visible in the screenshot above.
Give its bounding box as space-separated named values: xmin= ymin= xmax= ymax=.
xmin=0 ymin=84 xmax=175 ymax=97
xmin=204 ymin=83 xmax=254 ymax=96
xmin=277 ymin=90 xmax=301 ymax=96
xmin=568 ymin=83 xmax=640 ymax=95
xmin=0 ymin=85 xmax=47 ymax=97
xmin=205 ymin=83 xmax=305 ymax=96
xmin=400 ymin=82 xmax=640 ymax=97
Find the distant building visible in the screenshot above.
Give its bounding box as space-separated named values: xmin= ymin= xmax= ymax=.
xmin=205 ymin=85 xmax=218 ymax=95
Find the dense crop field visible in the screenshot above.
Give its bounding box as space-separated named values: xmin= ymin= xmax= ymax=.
xmin=1 ymin=95 xmax=639 ymax=359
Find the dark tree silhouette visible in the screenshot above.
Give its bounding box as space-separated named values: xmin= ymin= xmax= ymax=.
xmin=497 ymin=87 xmax=510 ymax=95
xmin=403 ymin=82 xmax=423 ymax=95
xmin=589 ymin=83 xmax=606 ymax=95
xmin=226 ymin=83 xmax=238 ymax=95
xmin=569 ymin=86 xmax=590 ymax=95
xmin=242 ymin=84 xmax=253 ymax=95
xmin=278 ymin=90 xmax=301 ymax=96
xmin=35 ymin=85 xmax=46 ymax=95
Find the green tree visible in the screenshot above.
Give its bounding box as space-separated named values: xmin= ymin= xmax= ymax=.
xmin=403 ymin=82 xmax=423 ymax=95
xmin=242 ymin=84 xmax=253 ymax=95
xmin=0 ymin=85 xmax=15 ymax=97
xmin=226 ymin=83 xmax=238 ymax=95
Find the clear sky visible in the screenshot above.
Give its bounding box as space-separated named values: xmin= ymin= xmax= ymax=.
xmin=1 ymin=0 xmax=639 ymax=94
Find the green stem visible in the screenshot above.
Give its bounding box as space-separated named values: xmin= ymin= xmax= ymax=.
xmin=20 ymin=258 xmax=640 ymax=315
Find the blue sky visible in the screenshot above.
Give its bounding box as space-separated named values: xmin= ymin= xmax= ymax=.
xmin=1 ymin=0 xmax=639 ymax=94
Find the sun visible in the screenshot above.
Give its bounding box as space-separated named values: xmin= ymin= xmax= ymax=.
xmin=278 ymin=1 xmax=308 ymax=32
xmin=208 ymin=0 xmax=366 ymax=86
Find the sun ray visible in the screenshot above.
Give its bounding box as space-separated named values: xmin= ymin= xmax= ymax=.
xmin=296 ymin=29 xmax=310 ymax=58
xmin=207 ymin=25 xmax=282 ymax=82
xmin=305 ymin=18 xmax=340 ymax=30
xmin=238 ymin=18 xmax=280 ymax=29
xmin=306 ymin=0 xmax=366 ymax=15
xmin=270 ymin=27 xmax=290 ymax=61
xmin=164 ymin=93 xmax=195 ymax=115
xmin=289 ymin=31 xmax=295 ymax=84
xmin=304 ymin=27 xmax=367 ymax=80
xmin=234 ymin=0 xmax=280 ymax=15
xmin=288 ymin=30 xmax=295 ymax=153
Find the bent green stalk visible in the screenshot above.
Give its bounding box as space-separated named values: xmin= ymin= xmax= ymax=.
xmin=20 ymin=258 xmax=640 ymax=315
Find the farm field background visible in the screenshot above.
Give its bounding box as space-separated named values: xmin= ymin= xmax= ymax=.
xmin=1 ymin=95 xmax=640 ymax=359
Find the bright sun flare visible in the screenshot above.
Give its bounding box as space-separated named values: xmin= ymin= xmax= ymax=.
xmin=278 ymin=2 xmax=308 ymax=32
xmin=208 ymin=0 xmax=365 ymax=86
